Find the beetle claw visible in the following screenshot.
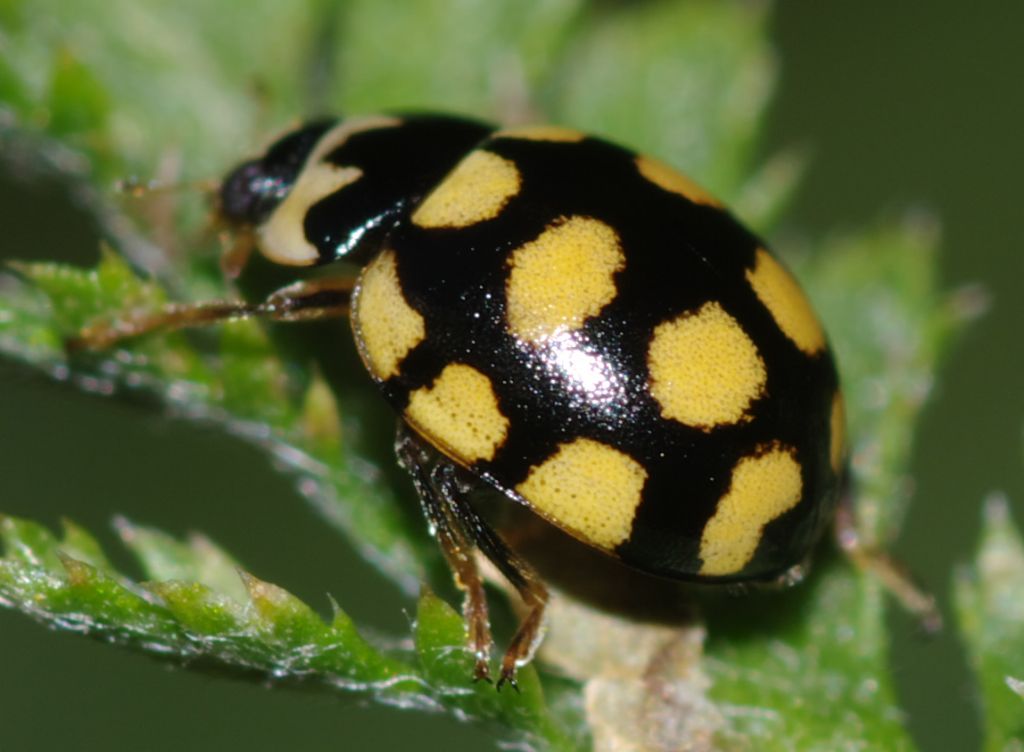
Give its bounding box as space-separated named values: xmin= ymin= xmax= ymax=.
xmin=496 ymin=669 xmax=519 ymax=693
xmin=472 ymin=660 xmax=493 ymax=684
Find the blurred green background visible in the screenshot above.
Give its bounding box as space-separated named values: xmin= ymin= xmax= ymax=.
xmin=1 ymin=2 xmax=1021 ymax=751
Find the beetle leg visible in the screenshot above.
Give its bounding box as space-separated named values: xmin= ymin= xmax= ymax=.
xmin=835 ymin=492 xmax=942 ymax=633
xmin=435 ymin=464 xmax=549 ymax=691
xmin=67 ymin=277 xmax=355 ymax=352
xmin=395 ymin=426 xmax=494 ymax=683
xmin=429 ymin=481 xmax=496 ymax=684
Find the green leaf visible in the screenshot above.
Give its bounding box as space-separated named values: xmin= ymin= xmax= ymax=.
xmin=0 ymin=0 xmax=26 ymax=32
xmin=58 ymin=518 xmax=115 ymax=570
xmin=114 ymin=516 xmax=247 ymax=603
xmin=1 ymin=250 xmax=438 ymax=592
xmin=549 ymin=2 xmax=775 ymax=199
xmin=0 ymin=516 xmax=574 ymax=746
xmin=0 ymin=0 xmax=324 ymax=179
xmin=0 ymin=515 xmax=67 ymax=573
xmin=13 ymin=247 xmax=168 ymax=334
xmin=216 ymin=318 xmax=299 ymax=429
xmin=47 ymin=49 xmax=110 ymax=140
xmin=0 ymin=54 xmax=31 ymax=114
xmin=335 ymin=0 xmax=585 ymax=118
xmin=412 ymin=589 xmax=572 ymax=749
xmin=706 ymin=569 xmax=912 ymax=750
xmin=955 ymin=496 xmax=1024 ymax=751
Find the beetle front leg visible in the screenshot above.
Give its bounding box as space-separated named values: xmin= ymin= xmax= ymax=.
xmin=67 ymin=277 xmax=355 ymax=352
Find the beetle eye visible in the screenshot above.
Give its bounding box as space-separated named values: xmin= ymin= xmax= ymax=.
xmin=217 ymin=119 xmax=337 ymax=229
xmin=218 ymin=159 xmax=287 ymax=227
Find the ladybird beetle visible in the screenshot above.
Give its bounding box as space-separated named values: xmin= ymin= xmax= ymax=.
xmin=78 ymin=113 xmax=853 ymax=687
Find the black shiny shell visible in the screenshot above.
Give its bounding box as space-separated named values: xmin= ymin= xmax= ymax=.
xmin=241 ymin=115 xmax=844 ymax=583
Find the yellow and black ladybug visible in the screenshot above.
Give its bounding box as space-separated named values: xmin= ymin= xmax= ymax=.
xmin=81 ymin=113 xmax=850 ymax=688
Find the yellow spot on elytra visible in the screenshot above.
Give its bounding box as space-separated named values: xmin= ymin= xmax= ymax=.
xmin=830 ymin=392 xmax=847 ymax=473
xmin=506 ymin=216 xmax=624 ymax=343
xmin=647 ymin=302 xmax=766 ymax=429
xmin=257 ymin=163 xmax=362 ymax=266
xmin=635 ymin=155 xmax=720 ymax=207
xmin=699 ymin=445 xmax=803 ymax=576
xmin=351 ymin=249 xmax=425 ymax=379
xmin=411 ymin=150 xmax=521 ymax=228
xmin=405 ymin=364 xmax=509 ymax=463
xmin=496 ymin=125 xmax=586 ymax=143
xmin=516 ymin=438 xmax=647 ymax=550
xmin=746 ymin=248 xmax=826 ymax=355
xmin=255 ymin=115 xmax=400 ymax=266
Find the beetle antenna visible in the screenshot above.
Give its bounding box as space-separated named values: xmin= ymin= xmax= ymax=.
xmin=114 ymin=175 xmax=220 ymax=198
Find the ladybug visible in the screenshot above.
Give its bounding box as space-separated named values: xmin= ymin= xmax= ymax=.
xmin=79 ymin=113 xmax=848 ymax=687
